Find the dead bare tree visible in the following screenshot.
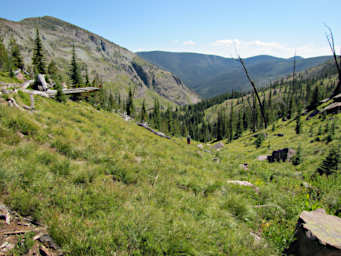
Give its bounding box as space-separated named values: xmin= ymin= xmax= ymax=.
xmin=325 ymin=25 xmax=341 ymax=97
xmin=238 ymin=56 xmax=268 ymax=128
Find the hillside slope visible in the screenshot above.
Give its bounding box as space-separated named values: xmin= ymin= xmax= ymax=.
xmin=137 ymin=51 xmax=331 ymax=98
xmin=0 ymin=16 xmax=200 ymax=105
xmin=0 ymin=88 xmax=340 ymax=255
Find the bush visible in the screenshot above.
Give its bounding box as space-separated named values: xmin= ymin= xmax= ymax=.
xmin=292 ymin=145 xmax=302 ymax=166
xmin=255 ymin=133 xmax=265 ymax=148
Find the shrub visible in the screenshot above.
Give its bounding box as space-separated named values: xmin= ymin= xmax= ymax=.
xmin=255 ymin=133 xmax=265 ymax=148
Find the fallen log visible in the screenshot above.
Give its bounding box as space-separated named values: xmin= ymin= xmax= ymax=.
xmin=21 ymin=80 xmax=34 ymax=89
xmin=1 ymin=229 xmax=36 ymax=236
xmin=137 ymin=122 xmax=171 ymax=139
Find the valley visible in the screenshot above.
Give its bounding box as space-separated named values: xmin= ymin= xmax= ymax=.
xmin=0 ymin=12 xmax=340 ymax=256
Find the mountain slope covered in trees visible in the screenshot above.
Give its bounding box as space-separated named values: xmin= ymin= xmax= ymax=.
xmin=137 ymin=51 xmax=331 ymax=98
xmin=0 ymin=16 xmax=200 ymax=105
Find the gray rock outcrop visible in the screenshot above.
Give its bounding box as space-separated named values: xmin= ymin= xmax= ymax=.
xmin=267 ymin=148 xmax=296 ymax=163
xmin=285 ymin=208 xmax=341 ymax=256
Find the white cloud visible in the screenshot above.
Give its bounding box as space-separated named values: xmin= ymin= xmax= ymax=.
xmin=208 ymin=39 xmax=333 ymax=58
xmin=183 ymin=40 xmax=196 ymax=46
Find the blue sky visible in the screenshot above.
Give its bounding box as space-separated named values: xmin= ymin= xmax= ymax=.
xmin=1 ymin=0 xmax=340 ymax=58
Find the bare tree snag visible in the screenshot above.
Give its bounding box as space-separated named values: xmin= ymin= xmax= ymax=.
xmin=325 ymin=25 xmax=341 ymax=96
xmin=238 ymin=56 xmax=268 ymax=128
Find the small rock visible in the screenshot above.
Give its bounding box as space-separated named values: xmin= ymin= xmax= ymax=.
xmin=0 ymin=204 xmax=11 ymax=224
xmin=227 ymin=180 xmax=259 ymax=192
xmin=213 ymin=157 xmax=220 ymax=163
xmin=38 ymin=234 xmax=59 ymax=250
xmin=257 ymin=155 xmax=268 ymax=161
xmin=0 ymin=242 xmax=15 ymax=252
xmin=250 ymin=232 xmax=262 ymax=244
xmin=301 ymin=182 xmax=312 ymax=189
xmin=197 ymin=144 xmax=203 ymax=149
xmin=212 ymin=142 xmax=224 ymax=150
xmin=39 ymin=245 xmax=51 ymax=256
xmin=239 ymin=163 xmax=248 ymax=170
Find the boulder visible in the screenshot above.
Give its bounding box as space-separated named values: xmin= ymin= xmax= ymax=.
xmin=257 ymin=155 xmax=268 ymax=161
xmin=37 ymin=234 xmax=59 ymax=250
xmin=267 ymin=148 xmax=296 ymax=163
xmin=285 ymin=208 xmax=341 ymax=256
xmin=0 ymin=204 xmax=10 ymax=224
xmin=227 ymin=180 xmax=259 ymax=192
xmin=212 ymin=142 xmax=224 ymax=150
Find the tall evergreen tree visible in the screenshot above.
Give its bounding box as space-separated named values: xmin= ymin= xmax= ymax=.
xmin=0 ymin=38 xmax=9 ymax=71
xmin=47 ymin=60 xmax=58 ymax=81
xmin=153 ymin=98 xmax=161 ymax=129
xmin=317 ymin=146 xmax=340 ymax=175
xmin=70 ymin=44 xmax=83 ymax=87
xmin=9 ymin=38 xmax=24 ymax=70
xmin=228 ymin=102 xmax=234 ymax=142
xmin=308 ymin=86 xmax=320 ymax=110
xmin=295 ymin=114 xmax=302 ymax=134
xmin=140 ymin=99 xmax=147 ymax=122
xmin=126 ymin=88 xmax=135 ymax=117
xmin=32 ymin=29 xmax=46 ymax=74
xmin=85 ymin=67 xmax=90 ymax=86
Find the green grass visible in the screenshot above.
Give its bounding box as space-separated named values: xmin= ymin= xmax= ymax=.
xmin=0 ymin=71 xmax=21 ymax=83
xmin=0 ymin=96 xmax=340 ymax=255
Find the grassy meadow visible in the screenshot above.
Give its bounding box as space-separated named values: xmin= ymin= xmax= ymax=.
xmin=0 ymin=90 xmax=340 ymax=255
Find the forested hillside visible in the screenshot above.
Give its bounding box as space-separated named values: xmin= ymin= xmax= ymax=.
xmin=137 ymin=51 xmax=331 ymax=98
xmin=0 ymin=16 xmax=200 ymax=106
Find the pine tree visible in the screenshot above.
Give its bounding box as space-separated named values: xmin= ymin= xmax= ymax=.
xmin=242 ymin=109 xmax=248 ymax=130
xmin=32 ymin=29 xmax=46 ymax=74
xmin=126 ymin=88 xmax=134 ymax=117
xmin=0 ymin=38 xmax=9 ymax=71
xmin=317 ymin=146 xmax=340 ymax=175
xmin=326 ymin=121 xmax=335 ymax=143
xmin=47 ymin=60 xmax=58 ymax=78
xmin=140 ymin=99 xmax=147 ymax=122
xmin=9 ymin=38 xmax=24 ymax=70
xmin=228 ymin=102 xmax=234 ymax=142
xmin=308 ymin=86 xmax=320 ymax=110
xmin=153 ymin=98 xmax=161 ymax=129
xmin=234 ymin=111 xmax=242 ymax=139
xmin=70 ymin=44 xmax=83 ymax=87
xmin=295 ymin=114 xmax=302 ymax=134
xmin=292 ymin=145 xmax=302 ymax=165
xmin=55 ymin=81 xmax=66 ymax=103
xmin=85 ymin=67 xmax=90 ymax=86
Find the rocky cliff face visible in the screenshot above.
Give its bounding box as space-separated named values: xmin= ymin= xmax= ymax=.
xmin=0 ymin=16 xmax=200 ymax=105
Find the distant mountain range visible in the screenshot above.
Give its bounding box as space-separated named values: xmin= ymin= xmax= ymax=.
xmin=0 ymin=16 xmax=200 ymax=105
xmin=137 ymin=51 xmax=332 ymax=98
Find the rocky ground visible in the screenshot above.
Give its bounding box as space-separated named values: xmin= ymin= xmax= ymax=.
xmin=0 ymin=203 xmax=62 ymax=256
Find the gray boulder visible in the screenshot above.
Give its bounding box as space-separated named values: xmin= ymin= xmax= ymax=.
xmin=268 ymin=148 xmax=296 ymax=163
xmin=285 ymin=208 xmax=341 ymax=256
xmin=212 ymin=142 xmax=224 ymax=150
